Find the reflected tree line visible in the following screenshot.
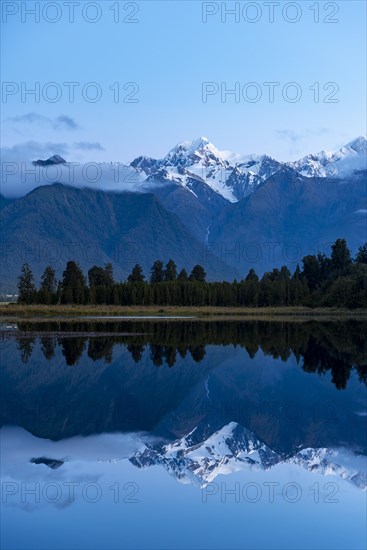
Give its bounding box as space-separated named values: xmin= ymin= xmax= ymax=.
xmin=14 ymin=331 xmax=206 ymax=369
xmin=6 ymin=320 xmax=367 ymax=390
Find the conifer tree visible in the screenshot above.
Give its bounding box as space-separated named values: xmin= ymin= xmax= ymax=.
xmin=189 ymin=265 xmax=206 ymax=283
xmin=150 ymin=260 xmax=164 ymax=283
xmin=128 ymin=264 xmax=145 ymax=283
xmin=61 ymin=261 xmax=87 ymax=304
xmin=331 ymin=239 xmax=351 ymax=273
xmin=355 ymin=244 xmax=367 ymax=264
xmin=177 ymin=268 xmax=188 ymax=281
xmin=17 ymin=263 xmax=36 ymax=304
xmin=164 ymin=259 xmax=177 ymax=282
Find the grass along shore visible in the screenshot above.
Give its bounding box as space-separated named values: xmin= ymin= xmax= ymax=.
xmin=0 ymin=304 xmax=366 ymax=321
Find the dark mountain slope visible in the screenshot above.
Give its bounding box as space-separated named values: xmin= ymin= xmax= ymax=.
xmin=0 ymin=184 xmax=239 ymax=291
xmin=149 ymin=180 xmax=228 ymax=241
xmin=210 ymin=168 xmax=367 ymax=275
xmin=0 ymin=194 xmax=13 ymax=211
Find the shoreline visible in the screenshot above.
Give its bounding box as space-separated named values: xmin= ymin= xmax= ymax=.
xmin=0 ymin=304 xmax=366 ymax=322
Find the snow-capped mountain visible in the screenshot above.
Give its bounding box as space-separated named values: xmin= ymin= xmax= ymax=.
xmin=130 ymin=421 xmax=367 ymax=490
xmin=130 ymin=422 xmax=281 ymax=486
xmin=288 ymin=136 xmax=367 ymax=177
xmin=130 ymin=136 xmax=283 ymax=202
xmin=129 ymin=135 xmax=367 ymax=203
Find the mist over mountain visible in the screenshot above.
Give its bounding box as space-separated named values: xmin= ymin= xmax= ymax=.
xmin=2 ymin=136 xmax=366 ymax=200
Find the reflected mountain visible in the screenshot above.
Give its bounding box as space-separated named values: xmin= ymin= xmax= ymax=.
xmin=130 ymin=420 xmax=367 ymax=490
xmin=1 ymin=320 xmax=366 ymax=462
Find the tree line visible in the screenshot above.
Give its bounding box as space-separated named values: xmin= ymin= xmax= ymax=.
xmin=17 ymin=239 xmax=367 ymax=309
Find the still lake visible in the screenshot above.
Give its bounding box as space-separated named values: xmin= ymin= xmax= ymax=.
xmin=1 ymin=319 xmax=366 ymax=550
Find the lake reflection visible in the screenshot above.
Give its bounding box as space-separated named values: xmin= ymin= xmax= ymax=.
xmin=1 ymin=319 xmax=366 ymax=550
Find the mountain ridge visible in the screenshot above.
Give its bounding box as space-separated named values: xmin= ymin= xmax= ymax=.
xmin=128 ymin=135 xmax=367 ymax=202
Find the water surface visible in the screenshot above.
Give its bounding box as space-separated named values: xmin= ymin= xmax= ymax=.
xmin=1 ymin=319 xmax=366 ymax=549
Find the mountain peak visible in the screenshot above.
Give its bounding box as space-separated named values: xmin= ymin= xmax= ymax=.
xmin=289 ymin=136 xmax=367 ymax=177
xmin=169 ymin=136 xmax=217 ymax=154
xmin=165 ymin=137 xmax=225 ymax=167
xmin=190 ymin=135 xmax=210 ymax=149
xmin=345 ymin=135 xmax=367 ymax=154
xmin=32 ymin=154 xmax=66 ymax=167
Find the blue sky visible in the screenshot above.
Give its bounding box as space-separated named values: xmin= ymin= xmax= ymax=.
xmin=1 ymin=0 xmax=366 ymax=163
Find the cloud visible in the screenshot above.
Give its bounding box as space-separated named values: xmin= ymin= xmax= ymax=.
xmin=276 ymin=128 xmax=331 ymax=158
xmin=6 ymin=113 xmax=46 ymax=125
xmin=5 ymin=113 xmax=79 ymax=131
xmin=56 ymin=115 xmax=79 ymax=130
xmin=276 ymin=128 xmax=330 ymax=144
xmin=276 ymin=130 xmax=302 ymax=144
xmin=73 ymin=142 xmax=105 ymax=151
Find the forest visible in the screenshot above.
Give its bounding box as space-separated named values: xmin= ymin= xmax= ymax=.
xmin=17 ymin=239 xmax=367 ymax=309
